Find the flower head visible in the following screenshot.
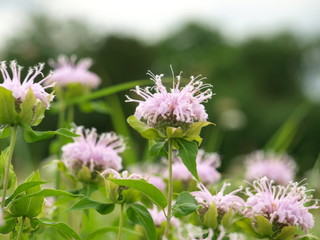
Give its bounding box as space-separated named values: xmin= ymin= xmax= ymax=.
xmin=0 ymin=60 xmax=54 ymax=108
xmin=244 ymin=177 xmax=318 ymax=232
xmin=47 ymin=55 xmax=100 ymax=88
xmin=167 ymin=149 xmax=220 ymax=185
xmin=126 ymin=71 xmax=212 ymax=129
xmin=62 ymin=126 xmax=125 ymax=173
xmin=192 ymin=183 xmax=244 ymax=215
xmin=245 ymin=151 xmax=297 ymax=185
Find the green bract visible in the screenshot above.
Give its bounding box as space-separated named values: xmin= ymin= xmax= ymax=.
xmin=0 ymin=87 xmax=51 ymax=126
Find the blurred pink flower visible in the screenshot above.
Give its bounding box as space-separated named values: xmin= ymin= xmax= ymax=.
xmin=192 ymin=182 xmax=244 ymax=214
xmin=167 ymin=149 xmax=220 ymax=184
xmin=126 ymin=71 xmax=212 ymax=126
xmin=62 ymin=126 xmax=125 ymax=172
xmin=245 ymin=177 xmax=318 ymax=232
xmin=47 ymin=55 xmax=100 ymax=88
xmin=0 ymin=61 xmax=54 ymax=108
xmin=245 ymin=151 xmax=297 ymax=185
xmin=147 ymin=175 xmax=166 ymax=192
xmin=176 ymin=223 xmax=213 ymax=240
xmin=148 ymin=205 xmax=179 ymax=227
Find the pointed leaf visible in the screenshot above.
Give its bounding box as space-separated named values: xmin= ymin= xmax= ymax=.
xmin=0 ymin=125 xmax=11 ymax=139
xmin=256 ymin=215 xmax=273 ymax=237
xmin=127 ymin=203 xmax=156 ymax=240
xmin=109 ymin=178 xmax=167 ymax=209
xmin=68 ymin=197 xmax=115 ymax=215
xmin=184 ymin=122 xmax=213 ymax=144
xmin=36 ymin=218 xmax=82 ymax=240
xmin=149 ymin=141 xmax=167 ymax=157
xmin=22 ymin=124 xmax=78 ymax=143
xmin=0 ymin=87 xmax=18 ymax=124
xmin=203 ymin=202 xmax=218 ymax=229
xmin=275 ymin=226 xmax=297 ymax=240
xmin=166 ymin=127 xmax=184 ymax=138
xmin=19 ymin=89 xmax=36 ymax=124
xmin=127 ymin=115 xmax=165 ymax=140
xmin=175 ymin=138 xmax=199 ymax=180
xmin=172 ymin=191 xmax=199 ymax=217
xmin=236 ymin=218 xmax=260 ymax=238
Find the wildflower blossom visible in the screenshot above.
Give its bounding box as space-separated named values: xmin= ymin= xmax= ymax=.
xmin=0 ymin=60 xmax=54 ymax=108
xmin=62 ymin=127 xmax=125 ymax=173
xmin=245 ymin=151 xmax=297 ymax=185
xmin=192 ymin=183 xmax=244 ymax=215
xmin=47 ymin=55 xmax=100 ymax=88
xmin=170 ymin=149 xmax=221 ymax=184
xmin=126 ymin=71 xmax=212 ymax=129
xmin=244 ymin=177 xmax=318 ymax=232
xmin=148 ymin=205 xmax=179 ymax=227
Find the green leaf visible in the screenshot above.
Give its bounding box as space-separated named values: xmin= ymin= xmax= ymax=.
xmin=149 ymin=141 xmax=167 ymax=157
xmin=36 ymin=218 xmax=82 ymax=240
xmin=236 ymin=218 xmax=260 ymax=238
xmin=83 ymin=227 xmax=141 ymax=240
xmin=108 ymin=178 xmax=167 ymax=209
xmin=275 ymin=226 xmax=297 ymax=240
xmin=68 ymin=197 xmax=115 ymax=215
xmin=19 ymin=89 xmax=36 ymax=124
xmin=166 ymin=127 xmax=184 ymax=138
xmin=0 ymin=214 xmax=16 ymax=234
xmin=203 ymin=202 xmax=218 ymax=230
xmin=22 ymin=124 xmax=78 ymax=143
xmin=0 ymin=87 xmax=18 ymax=125
xmin=221 ymin=208 xmax=233 ymax=229
xmin=0 ymin=125 xmax=11 ymax=139
xmin=65 ymin=79 xmax=150 ymax=106
xmin=10 ymin=171 xmax=44 ymax=218
xmin=184 ymin=121 xmax=213 ymax=144
xmin=127 ymin=115 xmax=165 ymax=140
xmin=5 ymin=180 xmax=47 ymax=205
xmin=256 ymin=215 xmax=273 ymax=237
xmin=0 ymin=147 xmax=16 ymax=191
xmin=175 ymin=138 xmax=199 ymax=180
xmin=127 ymin=203 xmax=156 ymax=240
xmin=172 ymin=191 xmax=199 ymax=217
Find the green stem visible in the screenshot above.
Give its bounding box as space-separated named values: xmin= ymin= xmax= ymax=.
xmin=67 ymin=105 xmax=74 ymax=125
xmin=117 ymin=204 xmax=124 ymax=240
xmin=16 ymin=216 xmax=25 ymax=240
xmin=164 ymin=139 xmax=173 ymax=239
xmin=2 ymin=125 xmax=18 ymax=208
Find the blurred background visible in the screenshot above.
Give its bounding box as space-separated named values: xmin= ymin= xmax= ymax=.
xmin=0 ymin=0 xmax=320 ymax=179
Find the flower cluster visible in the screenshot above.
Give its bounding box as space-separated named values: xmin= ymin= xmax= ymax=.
xmin=171 ymin=149 xmax=221 ymax=185
xmin=192 ymin=183 xmax=244 ymax=215
xmin=0 ymin=61 xmax=54 ymax=108
xmin=126 ymin=71 xmax=212 ymax=129
xmin=244 ymin=177 xmax=318 ymax=232
xmin=62 ymin=126 xmax=125 ymax=173
xmin=47 ymin=55 xmax=101 ymax=88
xmin=245 ymin=151 xmax=297 ymax=185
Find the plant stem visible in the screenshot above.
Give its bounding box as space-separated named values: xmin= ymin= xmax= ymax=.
xmin=2 ymin=125 xmax=18 ymax=208
xmin=164 ymin=139 xmax=173 ymax=239
xmin=16 ymin=216 xmax=25 ymax=240
xmin=117 ymin=203 xmax=124 ymax=240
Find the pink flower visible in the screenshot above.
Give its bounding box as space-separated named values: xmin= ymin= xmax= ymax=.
xmin=244 ymin=177 xmax=318 ymax=232
xmin=148 ymin=205 xmax=179 ymax=227
xmin=245 ymin=151 xmax=297 ymax=185
xmin=62 ymin=126 xmax=125 ymax=172
xmin=168 ymin=149 xmax=221 ymax=185
xmin=47 ymin=55 xmax=100 ymax=88
xmin=126 ymin=71 xmax=212 ymax=127
xmin=0 ymin=61 xmax=54 ymax=108
xmin=192 ymin=183 xmax=244 ymax=214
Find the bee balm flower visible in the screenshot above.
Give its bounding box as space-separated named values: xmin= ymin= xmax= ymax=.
xmin=62 ymin=127 xmax=125 ymax=174
xmin=126 ymin=71 xmax=212 ymax=130
xmin=245 ymin=177 xmax=318 ymax=232
xmin=47 ymin=55 xmax=100 ymax=88
xmin=245 ymin=151 xmax=297 ymax=185
xmin=0 ymin=61 xmax=54 ymax=107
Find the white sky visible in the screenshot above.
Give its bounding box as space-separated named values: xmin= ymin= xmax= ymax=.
xmin=0 ymin=0 xmax=319 ymax=47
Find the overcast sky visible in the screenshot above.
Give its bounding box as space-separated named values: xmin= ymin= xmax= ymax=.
xmin=0 ymin=0 xmax=320 ymax=48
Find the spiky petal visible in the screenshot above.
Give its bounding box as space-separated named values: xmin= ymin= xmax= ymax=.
xmin=62 ymin=127 xmax=125 ymax=172
xmin=245 ymin=177 xmax=318 ymax=232
xmin=0 ymin=61 xmax=54 ymax=107
xmin=126 ymin=71 xmax=213 ymax=126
